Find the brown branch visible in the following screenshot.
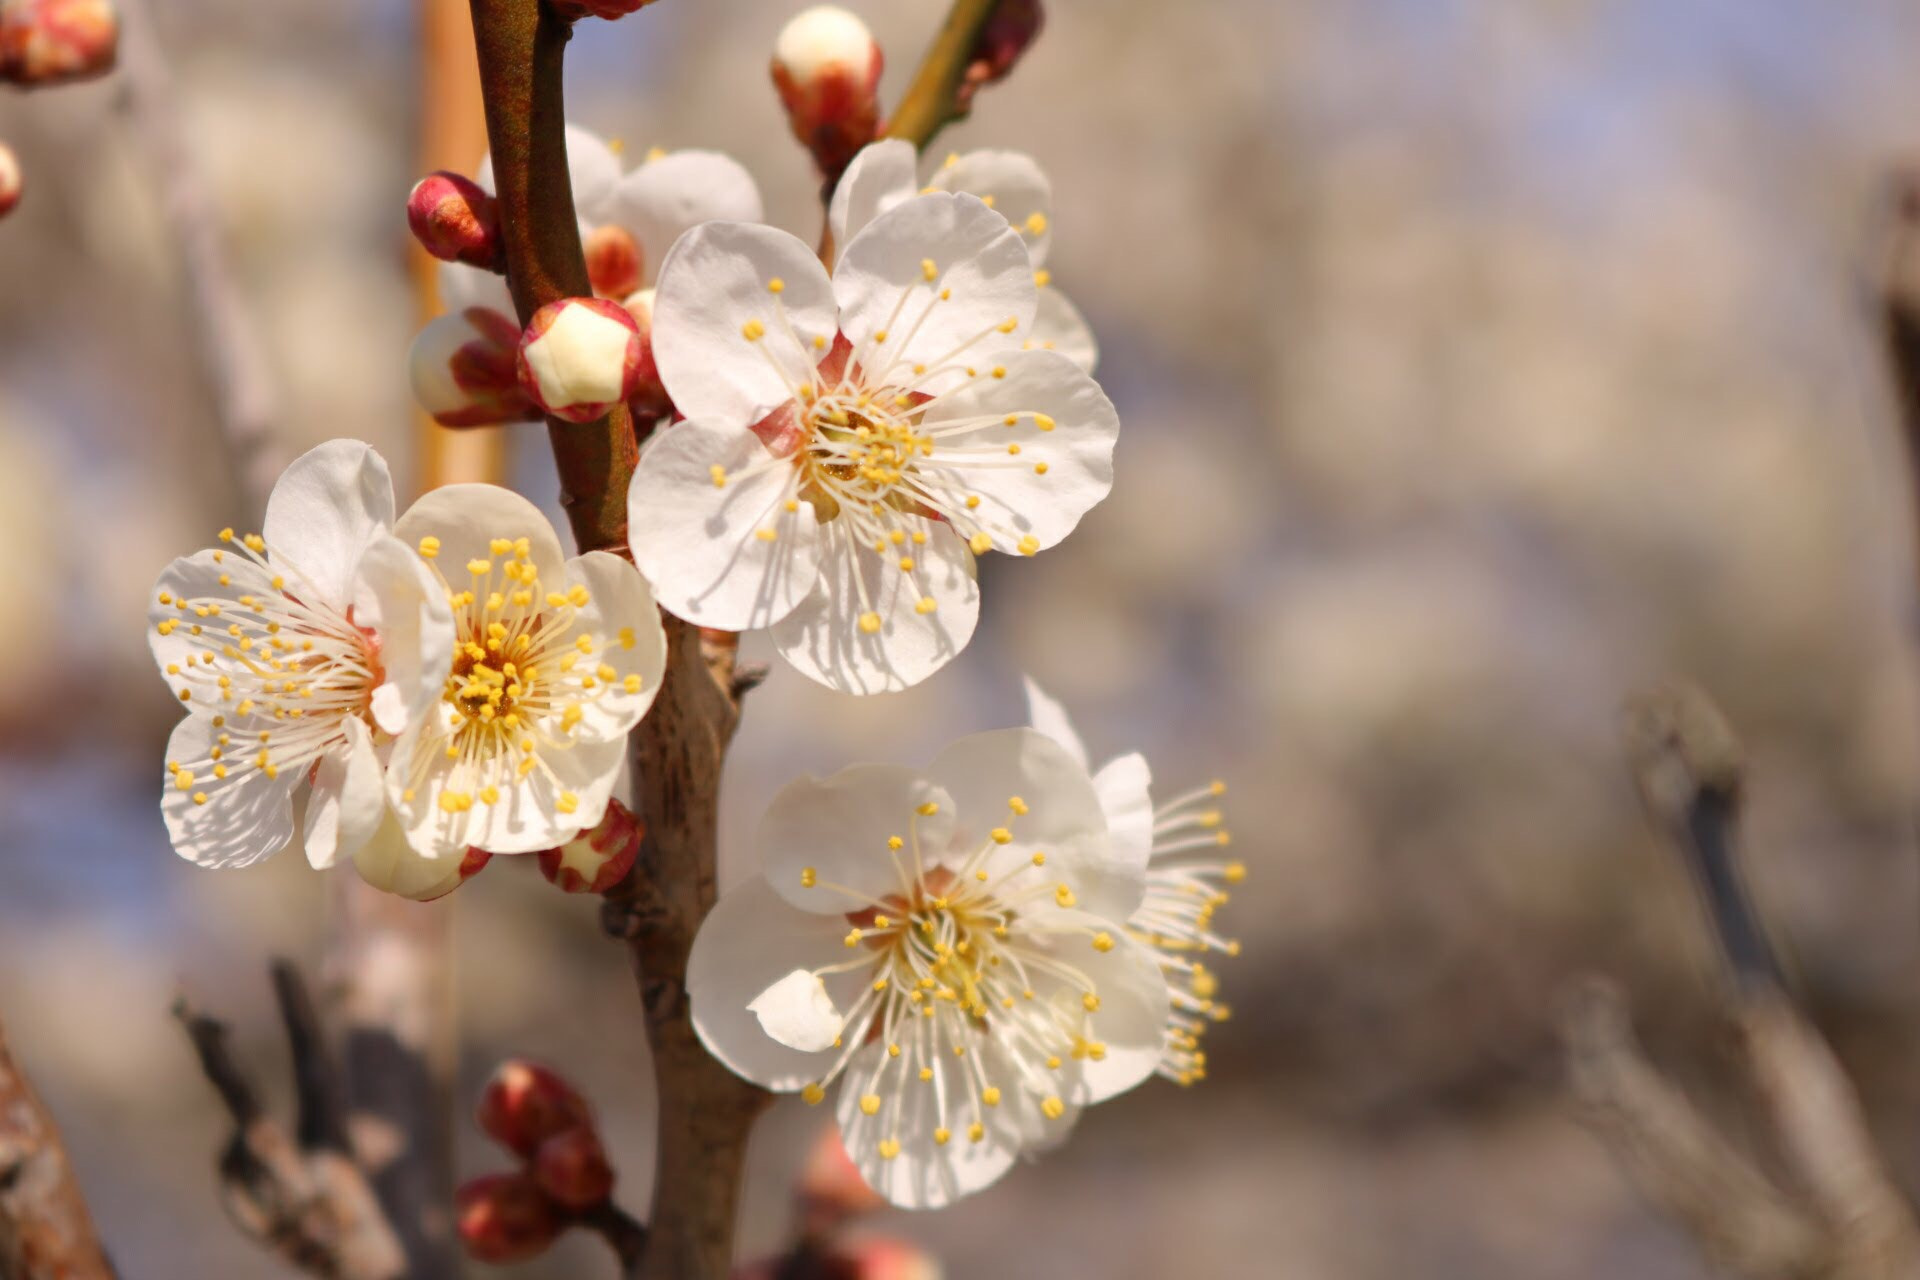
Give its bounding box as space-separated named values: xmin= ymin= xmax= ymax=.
xmin=0 ymin=1011 xmax=117 ymax=1280
xmin=580 ymin=1202 xmax=650 ymax=1272
xmin=882 ymin=0 xmax=1002 ymax=150
xmin=175 ymin=974 xmax=407 ymax=1280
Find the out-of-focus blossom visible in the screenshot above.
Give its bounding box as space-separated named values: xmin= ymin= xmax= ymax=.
xmin=0 ymin=0 xmax=117 ymax=86
xmin=456 ymin=1172 xmax=560 ymax=1264
xmin=408 ymin=308 xmax=536 ymax=428
xmin=627 ymin=195 xmax=1117 ymax=693
xmin=771 ymin=6 xmax=882 ymax=180
xmin=0 ymin=141 xmax=18 ymax=218
xmin=148 ymin=441 xmax=452 ymax=872
xmin=516 ymin=296 xmax=648 ymax=424
xmin=407 ymin=171 xmax=500 ymax=269
xmin=1024 ymin=679 xmax=1240 ymax=1085
xmin=798 ymin=1123 xmax=887 ymax=1224
xmin=537 ymin=796 xmax=643 ymax=894
xmin=383 ymin=484 xmax=666 ymax=859
xmin=686 ymin=729 xmax=1169 ymax=1208
xmin=833 ymin=140 xmax=1095 ymax=371
xmin=531 ymin=1125 xmax=614 ymax=1209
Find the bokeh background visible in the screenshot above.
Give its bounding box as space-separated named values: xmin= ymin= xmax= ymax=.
xmin=6 ymin=0 xmax=1920 ymax=1275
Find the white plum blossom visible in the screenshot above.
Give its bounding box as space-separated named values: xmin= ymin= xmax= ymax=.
xmin=685 ymin=729 xmax=1169 ymax=1208
xmin=149 ymin=441 xmax=453 ymax=871
xmin=1024 ymin=679 xmax=1241 ymax=1086
xmin=626 ymin=192 xmax=1120 ymax=693
xmin=382 ymin=483 xmax=666 ymax=859
xmin=831 ymin=139 xmax=1098 ymax=372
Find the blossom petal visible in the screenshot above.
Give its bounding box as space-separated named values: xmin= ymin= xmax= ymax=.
xmin=1060 ymin=936 xmax=1170 ymax=1104
xmin=832 ymin=193 xmax=1035 ymax=382
xmin=1030 ymin=284 xmax=1099 ymax=373
xmin=262 ymin=439 xmax=398 ymax=608
xmin=919 ymin=349 xmax=1117 ymax=554
xmin=1021 ymin=676 xmax=1089 ymax=770
xmin=1093 ymin=752 xmax=1155 ymax=869
xmin=687 ymin=876 xmax=867 ymax=1092
xmin=924 ymin=727 xmax=1141 ymax=922
xmin=626 ymin=419 xmax=821 ymax=630
xmin=303 ymin=716 xmax=385 ymax=870
xmin=652 ymin=222 xmax=838 ymax=429
xmin=161 ymin=714 xmax=298 ymax=869
xmin=352 ymin=813 xmax=482 ymax=901
xmin=928 ymin=149 xmax=1053 ymax=266
xmin=394 ymin=482 xmax=568 ymax=587
xmin=353 ymin=533 xmax=456 ymax=737
xmin=148 ymin=549 xmax=275 ymax=690
xmin=757 ymin=764 xmax=956 ymax=914
xmin=770 ymin=516 xmax=979 ymax=695
xmin=555 ymin=550 xmax=667 ymax=743
xmin=610 ymin=150 xmax=765 ymax=286
xmin=834 ymin=1038 xmax=1025 ymax=1210
xmin=827 ymin=138 xmax=918 ymax=253
xmin=748 ymin=968 xmax=844 ymax=1053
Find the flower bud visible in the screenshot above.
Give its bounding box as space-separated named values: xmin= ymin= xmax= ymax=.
xmin=799 ymin=1124 xmax=886 ymax=1226
xmin=617 ymin=288 xmax=669 ymax=416
xmin=407 ymin=171 xmax=500 ymax=269
xmin=0 ymin=144 xmax=19 ymax=220
xmin=353 ymin=838 xmax=490 ymax=902
xmin=408 ymin=308 xmax=535 ymax=428
xmin=516 ymin=296 xmax=645 ymax=424
xmin=584 ymin=223 xmax=643 ymax=299
xmin=549 ymin=0 xmax=654 ymax=19
xmin=841 ymin=1237 xmax=944 ymax=1280
xmin=771 ymin=6 xmax=882 ymax=179
xmin=0 ymin=0 xmax=117 ymax=86
xmin=455 ymin=1172 xmax=561 ymax=1265
xmin=476 ymin=1059 xmax=592 ymax=1159
xmin=537 ymin=797 xmax=642 ymax=895
xmin=532 ymin=1125 xmax=615 ymax=1209
xmin=964 ymin=0 xmax=1042 ymax=100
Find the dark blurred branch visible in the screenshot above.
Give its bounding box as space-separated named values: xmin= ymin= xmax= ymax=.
xmin=882 ymin=0 xmax=1002 ymax=149
xmin=0 ymin=1010 xmax=117 ymax=1280
xmin=1561 ymin=683 xmax=1920 ymax=1280
xmin=1880 ymin=178 xmax=1920 ymax=580
xmin=581 ymin=1202 xmax=650 ymax=1272
xmin=175 ymin=970 xmax=407 ymax=1280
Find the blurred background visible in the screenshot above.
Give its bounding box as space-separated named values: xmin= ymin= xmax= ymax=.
xmin=6 ymin=0 xmax=1920 ymax=1275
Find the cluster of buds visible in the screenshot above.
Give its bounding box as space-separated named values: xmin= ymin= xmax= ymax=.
xmin=407 ymin=307 xmax=536 ymax=428
xmin=771 ymin=6 xmax=882 ymax=181
xmin=548 ymin=0 xmax=655 ymax=20
xmin=459 ymin=1060 xmax=616 ymax=1264
xmin=537 ymin=797 xmax=643 ymax=895
xmin=406 ymin=171 xmax=501 ymax=270
xmin=516 ymin=295 xmax=651 ymax=424
xmin=0 ymin=142 xmax=19 ymax=220
xmin=0 ymin=0 xmax=118 ymax=86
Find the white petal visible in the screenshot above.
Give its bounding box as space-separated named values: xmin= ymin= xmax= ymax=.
xmin=1021 ymin=676 xmax=1089 ymax=770
xmin=832 ymin=194 xmax=1035 ymax=380
xmin=834 ymin=1039 xmax=1024 ymax=1210
xmin=928 ymin=149 xmax=1053 ymax=266
xmin=757 ymin=764 xmax=956 ymax=914
xmin=1092 ymin=752 xmax=1155 ymax=869
xmin=920 ymin=349 xmax=1118 ymax=554
xmin=770 ymin=516 xmax=979 ymax=695
xmin=437 ymin=263 xmax=514 ymax=318
xmin=352 ymin=533 xmax=456 ymax=736
xmin=303 ymin=716 xmax=386 ymax=869
xmin=1060 ymin=937 xmax=1170 ymax=1104
xmin=352 ymin=812 xmax=484 ymax=901
xmin=148 ymin=549 xmax=278 ymax=685
xmin=625 ymin=419 xmax=821 ymax=630
xmin=262 ymin=439 xmax=398 ymax=608
xmin=610 ymin=150 xmax=765 ymax=287
xmin=552 ymin=551 xmax=667 ymax=743
xmin=687 ymin=876 xmax=866 ymax=1091
xmin=924 ymin=727 xmax=1142 ymax=922
xmin=828 ymin=139 xmax=918 ymax=254
xmin=161 ymin=715 xmax=299 ymax=869
xmin=1030 ymin=284 xmax=1099 ymax=373
xmin=393 ymin=482 xmax=568 ymax=586
xmin=652 ymin=221 xmax=837 ymax=429
xmin=747 ymin=969 xmax=844 ymax=1053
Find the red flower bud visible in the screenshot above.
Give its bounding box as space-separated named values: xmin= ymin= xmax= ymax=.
xmin=537 ymin=797 xmax=642 ymax=895
xmin=584 ymin=223 xmax=644 ymax=299
xmin=965 ymin=0 xmax=1042 ymax=97
xmin=516 ymin=296 xmax=645 ymax=424
xmin=476 ymin=1059 xmax=592 ymax=1159
xmin=455 ymin=1172 xmax=561 ymax=1265
xmin=771 ymin=6 xmax=882 ymax=180
xmin=0 ymin=0 xmax=117 ymax=87
xmin=0 ymin=144 xmax=19 ymax=220
xmin=549 ymin=0 xmax=654 ymax=20
xmin=409 ymin=308 xmax=535 ymax=428
xmin=532 ymin=1125 xmax=615 ymax=1209
xmin=618 ymin=288 xmax=668 ymax=416
xmin=407 ymin=171 xmax=500 ymax=270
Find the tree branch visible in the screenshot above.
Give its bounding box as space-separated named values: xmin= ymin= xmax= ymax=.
xmin=0 ymin=1011 xmax=117 ymax=1280
xmin=882 ymin=0 xmax=1001 ymax=150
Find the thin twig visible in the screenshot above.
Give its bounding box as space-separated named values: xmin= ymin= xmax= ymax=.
xmin=0 ymin=1010 xmax=118 ymax=1280
xmin=580 ymin=1201 xmax=650 ymax=1272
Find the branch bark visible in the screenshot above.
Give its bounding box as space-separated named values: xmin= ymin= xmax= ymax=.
xmin=0 ymin=1011 xmax=116 ymax=1280
xmin=883 ymin=0 xmax=1002 ymax=149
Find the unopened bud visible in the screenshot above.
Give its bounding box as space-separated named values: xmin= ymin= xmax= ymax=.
xmin=0 ymin=144 xmax=19 ymax=220
xmin=353 ymin=837 xmax=490 ymax=902
xmin=538 ymin=797 xmax=642 ymax=895
xmin=409 ymin=308 xmax=535 ymax=428
xmin=841 ymin=1237 xmax=945 ymax=1280
xmin=408 ymin=171 xmax=500 ymax=269
xmin=532 ymin=1125 xmax=615 ymax=1209
xmin=455 ymin=1172 xmax=561 ymax=1265
xmin=549 ymin=0 xmax=654 ymax=19
xmin=964 ymin=0 xmax=1042 ymax=102
xmin=617 ymin=288 xmax=669 ymax=416
xmin=584 ymin=223 xmax=643 ymax=299
xmin=771 ymin=6 xmax=882 ymax=180
xmin=477 ymin=1059 xmax=592 ymax=1158
xmin=799 ymin=1124 xmax=886 ymax=1226
xmin=516 ymin=296 xmax=644 ymax=424
xmin=0 ymin=0 xmax=118 ymax=87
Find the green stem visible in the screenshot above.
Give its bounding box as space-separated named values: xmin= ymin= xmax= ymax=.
xmin=883 ymin=0 xmax=1001 ymax=149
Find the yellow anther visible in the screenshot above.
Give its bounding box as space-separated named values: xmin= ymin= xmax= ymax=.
xmin=914 ymin=596 xmax=937 ymax=615
xmin=968 ymin=1122 xmax=985 ymax=1143
xmin=844 ymin=928 xmax=863 ymax=947
xmin=217 ymin=527 xmax=234 ymax=542
xmin=710 ymin=464 xmax=728 ymax=488
xmin=784 ymin=499 xmax=800 ymax=513
xmin=1024 ymin=211 xmax=1048 ymax=235
xmin=917 ymin=801 xmax=940 ymax=816
xmin=968 ymin=532 xmax=993 ymax=555
xmin=741 ymin=318 xmax=766 ymax=341
xmin=887 ymin=835 xmax=904 ymax=850
xmin=1055 ymin=884 xmax=1077 ymax=908
xmin=933 ymin=1127 xmax=951 ymax=1145
xmin=800 ymin=866 xmax=817 ymax=888
xmin=755 ymin=528 xmax=777 ymax=542
xmin=1092 ymin=932 xmax=1115 ymax=952
xmin=919 ymin=1066 xmax=934 ymax=1081
xmin=812 ymin=334 xmax=827 ymax=350
xmin=557 ymin=792 xmax=579 ymax=815
xmin=178 ymin=688 xmax=192 ymax=702
xmin=990 ymin=827 xmax=1012 ymax=844
xmin=877 ymin=1138 xmax=901 ymax=1160
xmin=1034 ymin=462 xmax=1050 ymax=475
xmin=858 ymin=1094 xmax=881 ymax=1116
xmin=546 ymin=592 xmax=568 ymax=607
xmin=1007 ymin=442 xmax=1022 ymax=455
xmin=1031 ymin=851 xmax=1046 ymax=866
xmin=802 ymin=1083 xmax=825 ymax=1105
xmin=617 ymin=627 xmax=636 ymax=649
xmin=575 ymin=635 xmax=594 ymax=653
xmin=858 ymin=611 xmax=882 ymax=635
xmin=872 ymin=329 xmax=889 ymax=344
xmin=888 ymin=1043 xmax=901 ymax=1058
xmin=243 ymin=533 xmax=265 ymax=553
xmin=622 ymin=674 xmax=643 ymax=694
xmin=1018 ymin=535 xmax=1040 ymax=556
xmin=981 ymin=1086 xmax=1001 ymax=1106
xmin=767 ymin=277 xmax=785 ymax=294
xmin=897 ymin=557 xmax=914 ymax=572
xmin=1008 ymin=796 xmax=1029 ymax=815
xmin=920 ymin=257 xmax=938 ymax=282
xmin=1041 ymin=1095 xmax=1065 ymax=1120
xmin=1034 ymin=269 xmax=1052 ymax=288
xmin=466 ymin=559 xmax=492 ymax=578
xmin=997 ymin=316 xmax=1018 ymax=334
xmin=1082 ymin=991 xmax=1101 ymax=1012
